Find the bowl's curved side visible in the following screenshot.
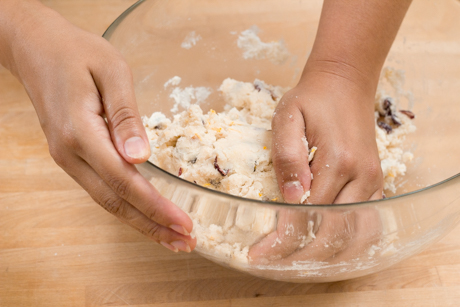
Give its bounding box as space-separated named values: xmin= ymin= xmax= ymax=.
xmin=105 ymin=0 xmax=460 ymax=282
xmin=138 ymin=162 xmax=460 ymax=283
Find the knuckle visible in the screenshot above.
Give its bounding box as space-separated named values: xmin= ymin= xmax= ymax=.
xmin=107 ymin=175 xmax=132 ymax=199
xmin=61 ymin=132 xmax=81 ymax=153
xmin=335 ymin=150 xmax=356 ymax=172
xmin=143 ymin=223 xmax=161 ymax=239
xmin=272 ymin=151 xmax=303 ymax=170
xmin=364 ymin=158 xmax=383 ymax=182
xmin=47 ymin=127 xmax=82 ymax=165
xmin=146 ymin=205 xmax=160 ymax=222
xmin=48 ymin=143 xmax=67 ymax=168
xmin=45 ymin=125 xmax=81 ymax=168
xmin=109 ymin=106 xmax=139 ymax=132
xmin=101 ymin=196 xmax=126 ymax=217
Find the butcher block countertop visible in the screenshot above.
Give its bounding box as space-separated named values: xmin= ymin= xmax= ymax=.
xmin=1 ymin=1 xmax=460 ymax=306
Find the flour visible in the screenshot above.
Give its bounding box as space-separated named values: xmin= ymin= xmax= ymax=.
xmin=168 ymin=86 xmax=211 ymax=113
xmin=181 ymin=31 xmax=201 ymax=49
xmin=164 ymin=76 xmax=182 ymax=88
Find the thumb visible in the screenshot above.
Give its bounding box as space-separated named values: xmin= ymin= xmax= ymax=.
xmin=272 ymin=97 xmax=312 ymax=204
xmin=91 ymin=57 xmax=150 ymax=164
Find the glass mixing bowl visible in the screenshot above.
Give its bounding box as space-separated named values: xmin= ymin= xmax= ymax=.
xmin=103 ymin=0 xmax=460 ymax=282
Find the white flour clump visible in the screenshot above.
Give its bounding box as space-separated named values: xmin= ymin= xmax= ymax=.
xmin=163 ymin=77 xmax=212 ymax=113
xmin=181 ymin=31 xmax=201 ymax=49
xmin=143 ymin=69 xmax=416 ymax=266
xmin=237 ymin=26 xmax=290 ymax=65
xmin=164 ymin=76 xmax=212 ymax=113
xmin=164 ymin=76 xmax=182 ymax=88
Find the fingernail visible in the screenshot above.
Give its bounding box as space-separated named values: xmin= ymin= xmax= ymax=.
xmin=170 ymin=224 xmax=190 ymax=236
xmin=170 ymin=240 xmax=191 ymax=253
xmin=124 ymin=136 xmax=149 ymax=159
xmin=283 ymin=181 xmax=304 ymax=203
xmin=160 ymin=241 xmax=178 ymax=253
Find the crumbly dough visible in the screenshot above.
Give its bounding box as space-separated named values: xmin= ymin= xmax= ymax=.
xmin=146 ymin=78 xmax=291 ymax=202
xmin=163 ymin=76 xmax=212 ymax=113
xmin=237 ymin=26 xmax=290 ymax=65
xmin=181 ymin=31 xmax=201 ymax=49
xmin=374 ymin=67 xmax=416 ymax=193
xmin=143 ymin=68 xmax=416 ymax=265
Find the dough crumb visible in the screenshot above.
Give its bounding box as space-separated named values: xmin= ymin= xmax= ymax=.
xmin=169 ymin=86 xmax=211 ymax=113
xmin=181 ymin=31 xmax=201 ymax=49
xmin=164 ymin=76 xmax=182 ymax=88
xmin=237 ymin=26 xmax=290 ymax=64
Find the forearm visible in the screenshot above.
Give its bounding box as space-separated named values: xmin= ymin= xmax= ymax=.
xmin=303 ymin=0 xmax=412 ymax=95
xmin=0 ymin=0 xmax=56 ymax=77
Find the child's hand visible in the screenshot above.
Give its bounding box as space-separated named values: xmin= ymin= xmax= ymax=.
xmin=0 ymin=1 xmax=195 ymax=252
xmin=249 ymin=206 xmax=382 ymax=268
xmin=249 ymin=68 xmax=384 ymax=262
xmin=272 ymin=69 xmax=383 ymax=205
xmin=248 ymin=0 xmax=412 ymax=263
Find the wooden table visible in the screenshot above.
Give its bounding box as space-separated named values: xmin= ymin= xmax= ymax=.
xmin=1 ymin=1 xmax=460 ymax=306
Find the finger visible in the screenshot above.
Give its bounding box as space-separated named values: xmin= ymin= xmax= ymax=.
xmin=333 ymin=179 xmax=383 ymax=204
xmin=252 ymin=209 xmax=355 ymax=266
xmin=326 ymin=208 xmax=382 ymax=265
xmin=370 ymin=189 xmax=384 ymax=201
xmin=272 ymin=93 xmax=312 ymax=204
xmin=285 ymin=209 xmax=354 ymax=263
xmin=61 ymin=152 xmax=196 ymax=252
xmin=90 ymin=52 xmax=150 ymax=164
xmin=76 ymin=113 xmax=194 ymax=237
xmin=333 ymin=166 xmax=383 ymax=204
xmin=249 ymin=209 xmax=315 ymax=264
xmin=308 ymin=156 xmax=349 ymax=204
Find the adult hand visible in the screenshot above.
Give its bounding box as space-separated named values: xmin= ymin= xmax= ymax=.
xmin=0 ymin=0 xmax=195 ymax=252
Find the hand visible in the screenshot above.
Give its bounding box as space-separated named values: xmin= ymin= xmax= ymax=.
xmin=247 ymin=0 xmax=412 ymax=266
xmin=249 ymin=206 xmax=382 ymax=269
xmin=272 ymin=68 xmax=384 ymax=205
xmin=249 ymin=65 xmax=384 ymax=262
xmin=2 ymin=1 xmax=195 ymax=252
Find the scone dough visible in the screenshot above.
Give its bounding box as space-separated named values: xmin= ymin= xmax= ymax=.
xmin=143 ymin=68 xmax=416 ymax=266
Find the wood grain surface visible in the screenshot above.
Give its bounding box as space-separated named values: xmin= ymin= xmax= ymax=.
xmin=1 ymin=1 xmax=460 ymax=306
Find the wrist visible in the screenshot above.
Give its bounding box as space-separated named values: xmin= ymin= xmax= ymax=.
xmin=300 ymin=54 xmax=380 ymax=101
xmin=293 ymin=65 xmax=378 ymax=136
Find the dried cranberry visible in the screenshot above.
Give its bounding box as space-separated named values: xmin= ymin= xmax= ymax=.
xmin=399 ymin=110 xmax=415 ymax=119
xmin=378 ymin=121 xmax=393 ymax=134
xmin=382 ymin=97 xmax=393 ymax=116
xmin=214 ymin=156 xmax=228 ymax=176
